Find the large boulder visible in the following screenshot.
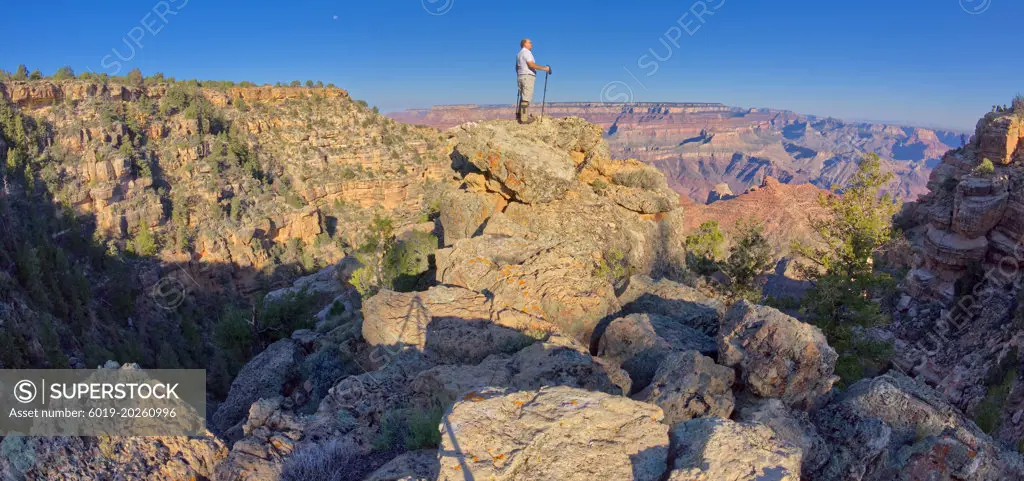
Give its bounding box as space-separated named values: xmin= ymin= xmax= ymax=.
xmin=451 ymin=122 xmax=577 ymax=204
xmin=438 ymin=188 xmax=507 ymax=246
xmin=435 ymin=235 xmax=619 ymax=345
xmin=361 ymin=286 xmax=492 ymax=351
xmin=718 ymin=301 xmax=838 ymax=410
xmin=667 ymin=417 xmax=802 ymax=481
xmin=212 ymin=338 xmax=301 ymax=440
xmin=411 ymin=356 xmax=515 ymax=405
xmin=488 ymin=195 xmax=687 ymax=280
xmin=811 ymin=372 xmax=1024 ymax=481
xmin=437 ymin=386 xmax=669 ymax=481
xmin=634 ymin=350 xmax=735 ymax=425
xmin=596 ymin=313 xmax=716 ymax=391
xmin=975 ymin=113 xmax=1023 ymax=165
xmin=412 ymin=341 xmax=629 ymax=403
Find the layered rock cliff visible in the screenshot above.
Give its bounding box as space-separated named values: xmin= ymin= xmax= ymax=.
xmin=892 ymin=106 xmax=1024 ymax=449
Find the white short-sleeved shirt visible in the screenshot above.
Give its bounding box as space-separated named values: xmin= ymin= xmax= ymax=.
xmin=516 ymin=47 xmax=536 ymax=77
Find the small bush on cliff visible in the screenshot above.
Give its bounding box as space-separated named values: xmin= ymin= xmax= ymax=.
xmin=974 ymin=158 xmax=996 ymax=176
xmin=1013 ymin=94 xmax=1024 ymax=113
xmin=350 ymin=214 xmax=436 ymax=297
xmin=595 ymin=248 xmax=631 ymax=287
xmin=794 ymin=154 xmax=900 ymax=385
xmin=722 ymin=218 xmax=775 ymax=301
xmin=686 ymin=220 xmax=726 ymax=275
xmin=281 ymin=440 xmax=360 ymax=481
xmin=129 ymin=222 xmax=158 ymax=257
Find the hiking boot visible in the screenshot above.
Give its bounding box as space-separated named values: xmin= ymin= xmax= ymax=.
xmin=519 ymin=115 xmax=536 ymax=125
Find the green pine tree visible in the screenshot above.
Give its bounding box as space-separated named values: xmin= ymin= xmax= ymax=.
xmin=723 ymin=218 xmax=775 ymax=300
xmin=685 ymin=220 xmax=726 ymax=275
xmin=794 ymin=153 xmax=900 ymax=384
xmin=12 ymin=64 xmax=28 ymax=80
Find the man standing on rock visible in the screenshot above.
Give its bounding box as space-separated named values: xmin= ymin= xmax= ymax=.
xmin=516 ymin=38 xmax=551 ymax=124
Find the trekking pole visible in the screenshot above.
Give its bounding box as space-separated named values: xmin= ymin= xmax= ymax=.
xmin=541 ymin=70 xmax=550 ymax=119
xmin=516 ymin=89 xmax=521 ymax=121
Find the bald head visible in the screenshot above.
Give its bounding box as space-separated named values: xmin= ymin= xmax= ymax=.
xmin=521 ymin=38 xmax=533 ymax=50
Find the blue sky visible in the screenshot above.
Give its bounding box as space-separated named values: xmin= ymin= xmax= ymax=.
xmin=2 ymin=0 xmax=1020 ymax=130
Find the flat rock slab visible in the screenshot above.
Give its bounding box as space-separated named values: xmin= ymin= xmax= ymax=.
xmin=438 ymin=386 xmax=669 ymax=481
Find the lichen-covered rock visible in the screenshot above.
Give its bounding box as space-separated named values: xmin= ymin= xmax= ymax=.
xmin=437 ymin=386 xmax=669 ymax=481
xmin=451 ymin=122 xmax=577 ymax=204
xmin=810 ymin=373 xmax=1024 ymax=481
xmin=596 ymin=313 xmax=716 ymax=391
xmin=491 ymin=195 xmax=687 ymax=281
xmin=365 ymin=450 xmax=440 ymax=481
xmin=421 ymin=317 xmax=536 ymax=365
xmin=435 ymin=235 xmax=619 ymax=345
xmin=0 ymin=434 xmax=227 ymax=481
xmin=361 ymin=286 xmax=492 ymax=350
xmin=634 ymin=350 xmax=735 ymax=425
xmin=411 ymin=356 xmax=514 ymax=404
xmin=739 ymin=398 xmax=828 ymax=474
xmin=667 ymin=417 xmax=802 ymax=481
xmin=438 ymin=188 xmax=507 ymax=246
xmin=718 ymin=301 xmax=838 ymax=410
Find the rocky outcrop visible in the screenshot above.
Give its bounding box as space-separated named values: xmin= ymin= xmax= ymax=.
xmin=904 ymin=110 xmax=1024 ymax=302
xmin=437 ymin=386 xmax=669 ymax=481
xmin=975 ymin=113 xmax=1023 ymax=165
xmin=706 ymin=182 xmax=734 ymax=204
xmin=718 ymin=301 xmax=838 ymax=409
xmin=811 ymin=373 xmax=1024 ymax=481
xmin=451 ymin=121 xmax=577 ymax=204
xmin=667 ymin=417 xmax=802 ymax=481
